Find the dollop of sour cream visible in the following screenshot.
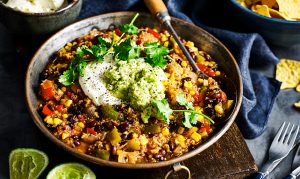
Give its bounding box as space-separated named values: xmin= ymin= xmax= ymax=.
xmin=79 ymin=54 xmax=123 ymax=106
xmin=6 ymin=0 xmax=64 ymax=13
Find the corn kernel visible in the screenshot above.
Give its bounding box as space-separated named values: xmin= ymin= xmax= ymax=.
xmin=61 ymin=87 xmax=66 ymax=92
xmin=226 ymin=100 xmax=234 ymax=110
xmin=181 ymin=61 xmax=187 ymax=67
xmin=65 ymin=100 xmax=72 ymax=107
xmin=184 ymin=81 xmax=193 ymax=89
xmin=53 ymin=118 xmax=63 ymax=125
xmin=194 ymin=106 xmax=201 ymax=111
xmin=203 ymin=80 xmax=208 ymax=86
xmin=196 ymin=55 xmax=206 ymax=63
xmin=169 ymin=115 xmax=174 ymax=120
xmin=175 ymin=134 xmax=186 ymax=148
xmin=180 ymin=68 xmax=184 ymax=75
xmin=164 ymin=72 xmax=170 ymax=78
xmin=186 ymin=41 xmax=194 ymax=48
xmin=162 ymin=80 xmax=168 ymax=85
xmin=197 ymin=115 xmax=205 ymax=123
xmin=67 ymin=42 xmax=73 ymax=47
xmin=160 ymin=34 xmax=167 ymax=41
xmin=215 ymin=71 xmax=221 ymax=76
xmin=78 ymin=122 xmax=85 ymax=128
xmin=163 ymin=41 xmax=169 ymax=47
xmin=105 ymin=144 xmax=110 ymax=151
xmin=162 ymin=127 xmax=170 ymax=136
xmin=191 ymin=132 xmax=201 ymax=142
xmin=189 ymin=90 xmax=196 ymax=95
xmin=62 ymin=132 xmax=70 ymax=140
xmin=177 ymin=127 xmax=185 ymax=134
xmin=140 ymin=135 xmax=149 ymax=145
xmin=186 ymin=127 xmax=198 ymax=137
xmin=198 ymin=78 xmax=204 ymax=84
xmin=200 ymin=131 xmax=208 ymax=138
xmin=117 ymin=150 xmax=123 ymax=155
xmin=62 ymin=114 xmax=68 ymax=119
xmin=215 ymin=103 xmax=224 ymax=114
xmin=44 ymin=116 xmax=54 ymax=125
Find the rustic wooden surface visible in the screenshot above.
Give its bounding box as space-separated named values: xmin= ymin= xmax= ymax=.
xmin=89 ymin=122 xmax=258 ymax=179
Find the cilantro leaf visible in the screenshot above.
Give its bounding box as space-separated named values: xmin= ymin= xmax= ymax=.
xmin=153 ymin=99 xmax=173 ymax=124
xmin=183 ymin=112 xmax=193 ymax=128
xmin=114 ymin=39 xmax=140 ymax=61
xmin=119 ymin=24 xmax=139 ymax=35
xmin=183 ymin=112 xmax=199 ymax=128
xmin=144 ymin=42 xmax=169 ymax=67
xmin=176 ymin=92 xmax=194 ymax=110
xmin=59 ymin=68 xmax=76 ymax=86
xmin=118 ymin=13 xmax=140 ymax=35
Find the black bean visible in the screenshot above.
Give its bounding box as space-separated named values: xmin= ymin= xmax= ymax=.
xmin=127 ymin=132 xmax=134 ymax=140
xmin=72 ymin=135 xmax=79 ymax=140
xmin=189 ymin=145 xmax=197 ymax=150
xmin=169 ymin=141 xmax=176 ymax=151
xmin=74 ymin=141 xmax=81 ymax=146
xmin=117 ymin=122 xmax=130 ymax=133
xmin=111 ymin=146 xmax=117 ymax=155
xmin=87 ymin=120 xmax=97 ymax=128
xmin=154 ymin=154 xmax=163 ymax=160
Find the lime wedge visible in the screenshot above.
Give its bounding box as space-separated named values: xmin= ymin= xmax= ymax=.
xmin=9 ymin=148 xmax=49 ymax=179
xmin=46 ymin=163 xmax=96 ymax=179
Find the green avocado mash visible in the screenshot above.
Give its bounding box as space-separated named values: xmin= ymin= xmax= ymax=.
xmin=104 ymin=58 xmax=166 ymax=113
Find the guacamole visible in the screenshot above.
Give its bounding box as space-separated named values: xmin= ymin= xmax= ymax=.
xmin=104 ymin=58 xmax=166 ymax=110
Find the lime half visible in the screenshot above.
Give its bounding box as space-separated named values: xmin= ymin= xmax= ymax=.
xmin=46 ymin=163 xmax=96 ymax=179
xmin=9 ymin=148 xmax=49 ymax=179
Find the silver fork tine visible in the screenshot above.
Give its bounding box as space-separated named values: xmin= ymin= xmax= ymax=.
xmin=274 ymin=122 xmax=286 ymax=141
xmin=279 ymin=122 xmax=290 ymax=143
xmin=289 ymin=125 xmax=300 ymax=145
xmin=284 ymin=124 xmax=294 ymax=144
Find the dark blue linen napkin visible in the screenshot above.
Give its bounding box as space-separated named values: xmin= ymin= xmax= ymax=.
xmin=78 ymin=0 xmax=281 ymax=139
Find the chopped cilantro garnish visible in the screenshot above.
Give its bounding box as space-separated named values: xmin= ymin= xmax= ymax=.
xmin=114 ymin=39 xmax=140 ymax=61
xmin=144 ymin=42 xmax=169 ymax=68
xmin=119 ymin=13 xmax=139 ymax=35
xmin=176 ymin=92 xmax=194 ymax=110
xmin=153 ymin=99 xmax=173 ymax=124
xmin=153 ymin=93 xmax=214 ymax=128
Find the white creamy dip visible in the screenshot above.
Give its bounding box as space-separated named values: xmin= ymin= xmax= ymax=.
xmin=78 ymin=54 xmax=122 ymax=106
xmin=6 ymin=0 xmax=64 ymax=13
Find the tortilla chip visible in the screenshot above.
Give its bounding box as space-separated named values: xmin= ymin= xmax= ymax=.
xmin=262 ymin=0 xmax=277 ymax=8
xmin=251 ymin=5 xmax=272 ymax=17
xmin=276 ymin=59 xmax=300 ymax=89
xmin=276 ymin=0 xmax=300 ymax=19
xmin=296 ymin=84 xmax=300 ymax=92
xmin=294 ymin=101 xmax=300 ymax=108
xmin=269 ymin=8 xmax=294 ymax=20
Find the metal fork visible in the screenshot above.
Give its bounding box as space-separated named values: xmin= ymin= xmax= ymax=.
xmin=253 ymin=122 xmax=300 ymax=179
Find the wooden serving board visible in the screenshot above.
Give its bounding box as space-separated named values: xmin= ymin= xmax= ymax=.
xmin=92 ymin=122 xmax=257 ymax=179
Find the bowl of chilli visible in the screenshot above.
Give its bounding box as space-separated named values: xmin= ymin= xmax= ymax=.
xmin=26 ymin=12 xmax=243 ymax=168
xmin=227 ymin=0 xmax=300 ymax=47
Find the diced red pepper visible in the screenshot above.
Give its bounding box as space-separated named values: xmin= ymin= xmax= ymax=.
xmin=42 ymin=105 xmax=54 ymax=116
xmin=199 ymin=122 xmax=211 ymax=133
xmin=87 ymin=128 xmax=96 ymax=135
xmin=197 ymin=63 xmax=216 ymax=77
xmin=115 ymin=28 xmax=123 ymax=36
xmin=147 ymin=28 xmax=160 ymax=38
xmin=55 ymin=105 xmax=64 ymax=112
xmin=197 ymin=63 xmax=207 ymax=72
xmin=40 ymin=80 xmax=55 ymax=100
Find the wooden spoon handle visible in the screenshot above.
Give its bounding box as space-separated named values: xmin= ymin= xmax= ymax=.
xmin=144 ymin=0 xmax=168 ymax=15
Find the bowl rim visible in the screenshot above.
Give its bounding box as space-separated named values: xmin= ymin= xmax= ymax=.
xmin=0 ymin=0 xmax=81 ymax=16
xmin=228 ymin=0 xmax=300 ymax=25
xmin=25 ymin=11 xmax=243 ymax=169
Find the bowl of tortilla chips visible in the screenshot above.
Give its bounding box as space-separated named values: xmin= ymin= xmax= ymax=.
xmin=227 ymin=0 xmax=300 ymax=46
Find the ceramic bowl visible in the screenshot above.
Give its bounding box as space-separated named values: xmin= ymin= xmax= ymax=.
xmin=0 ymin=0 xmax=82 ymax=35
xmin=227 ymin=0 xmax=300 ymax=47
xmin=25 ymin=12 xmax=243 ymax=169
